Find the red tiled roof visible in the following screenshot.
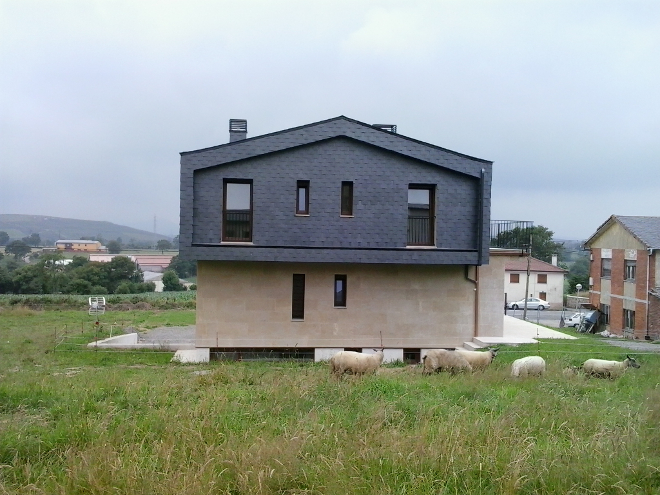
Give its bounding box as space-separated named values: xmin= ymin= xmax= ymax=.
xmin=505 ymin=257 xmax=567 ymax=273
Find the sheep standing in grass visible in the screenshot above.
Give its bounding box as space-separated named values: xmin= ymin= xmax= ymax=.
xmin=583 ymin=355 xmax=640 ymax=378
xmin=511 ymin=356 xmax=546 ymax=377
xmin=454 ymin=347 xmax=499 ymax=371
xmin=329 ymin=349 xmax=384 ymax=377
xmin=422 ymin=349 xmax=472 ymax=374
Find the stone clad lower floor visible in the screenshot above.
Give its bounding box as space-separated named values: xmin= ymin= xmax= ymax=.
xmin=195 ymin=259 xmax=507 ymax=355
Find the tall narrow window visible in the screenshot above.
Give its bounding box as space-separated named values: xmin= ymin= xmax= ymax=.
xmin=334 ymin=275 xmax=347 ymax=307
xmin=341 ymin=181 xmax=353 ymax=216
xmin=600 ymin=304 xmax=610 ymax=325
xmin=407 ymin=185 xmax=435 ymax=246
xmin=292 ymin=274 xmax=305 ymax=320
xmin=296 ymin=181 xmax=309 ymax=215
xmin=601 ymin=258 xmax=612 ymax=278
xmin=223 ymin=180 xmax=252 ymax=242
xmin=623 ymin=309 xmax=635 ymax=330
xmin=624 ymin=260 xmax=636 ymax=281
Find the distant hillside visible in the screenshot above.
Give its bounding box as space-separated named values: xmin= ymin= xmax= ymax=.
xmin=0 ymin=214 xmax=172 ymax=246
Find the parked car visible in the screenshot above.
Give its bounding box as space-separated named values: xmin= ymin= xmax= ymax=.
xmin=506 ymin=297 xmax=550 ymax=310
xmin=564 ymin=312 xmax=585 ymax=328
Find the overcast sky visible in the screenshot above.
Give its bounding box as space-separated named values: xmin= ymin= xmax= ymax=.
xmin=1 ymin=0 xmax=658 ymax=240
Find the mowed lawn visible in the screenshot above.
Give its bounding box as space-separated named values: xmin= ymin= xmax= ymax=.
xmin=1 ymin=308 xmax=660 ymax=494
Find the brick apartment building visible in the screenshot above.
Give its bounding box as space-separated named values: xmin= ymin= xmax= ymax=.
xmin=585 ymin=215 xmax=660 ymax=339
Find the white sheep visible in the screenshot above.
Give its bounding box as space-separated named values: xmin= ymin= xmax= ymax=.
xmin=329 ymin=349 xmax=384 ymax=377
xmin=583 ymin=355 xmax=640 ymax=378
xmin=422 ymin=349 xmax=472 ymax=374
xmin=511 ymin=356 xmax=546 ymax=377
xmin=453 ymin=347 xmax=499 ymax=371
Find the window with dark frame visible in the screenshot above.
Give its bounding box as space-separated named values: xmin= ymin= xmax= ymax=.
xmin=407 ymin=185 xmax=435 ymax=246
xmin=341 ymin=181 xmax=353 ymax=216
xmin=624 ymin=260 xmax=636 ymax=281
xmin=537 ymin=274 xmax=547 ymax=284
xmin=510 ymin=273 xmax=520 ymax=283
xmin=296 ymin=180 xmax=310 ymax=215
xmin=601 ymin=304 xmax=610 ymax=325
xmin=334 ymin=275 xmax=347 ymax=307
xmin=601 ymin=258 xmax=612 ymax=278
xmin=223 ymin=180 xmax=252 ymax=242
xmin=623 ymin=308 xmax=635 ymax=330
xmin=292 ymin=274 xmax=305 ymax=320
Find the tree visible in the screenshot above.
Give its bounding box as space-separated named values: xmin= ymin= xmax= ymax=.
xmin=168 ymin=255 xmax=197 ymax=278
xmin=0 ymin=231 xmax=9 ymax=246
xmin=493 ymin=225 xmax=564 ymax=263
xmin=22 ymin=233 xmax=41 ymax=247
xmin=566 ymin=253 xmax=590 ymax=294
xmin=5 ymin=240 xmax=32 ymax=259
xmin=162 ymin=270 xmax=186 ymax=291
xmin=156 ymin=239 xmax=172 ymax=253
xmin=107 ymin=240 xmax=122 ymax=254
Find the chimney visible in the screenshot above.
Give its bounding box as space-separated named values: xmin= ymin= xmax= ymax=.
xmin=372 ymin=124 xmax=397 ymax=133
xmin=551 ymin=254 xmax=558 ymax=266
xmin=229 ymin=119 xmax=247 ymax=142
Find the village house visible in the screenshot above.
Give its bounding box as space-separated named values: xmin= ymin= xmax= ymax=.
xmin=179 ymin=116 xmax=521 ymax=361
xmin=504 ymin=256 xmax=567 ymax=308
xmin=585 ymin=215 xmax=660 ymax=339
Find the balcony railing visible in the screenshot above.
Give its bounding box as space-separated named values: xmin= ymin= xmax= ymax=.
xmin=490 ymin=220 xmax=534 ymax=250
xmin=223 ymin=210 xmax=251 ymax=242
xmin=407 ymin=216 xmax=434 ymax=246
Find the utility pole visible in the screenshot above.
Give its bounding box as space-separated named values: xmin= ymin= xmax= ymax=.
xmin=523 ymin=234 xmax=533 ymax=321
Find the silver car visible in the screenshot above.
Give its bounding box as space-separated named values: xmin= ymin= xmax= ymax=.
xmin=507 ymin=297 xmax=550 ymax=310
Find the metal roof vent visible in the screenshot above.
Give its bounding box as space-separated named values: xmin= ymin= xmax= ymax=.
xmin=372 ymin=124 xmax=397 ymax=133
xmin=229 ymin=119 xmax=248 ymax=142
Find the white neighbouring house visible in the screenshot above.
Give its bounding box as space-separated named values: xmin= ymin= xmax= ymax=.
xmin=504 ymin=257 xmax=567 ymax=307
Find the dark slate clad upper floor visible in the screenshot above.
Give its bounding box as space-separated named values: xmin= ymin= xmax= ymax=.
xmin=180 ymin=116 xmax=492 ymax=265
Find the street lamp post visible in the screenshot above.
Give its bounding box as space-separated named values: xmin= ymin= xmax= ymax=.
xmin=576 ymin=283 xmax=583 ymax=319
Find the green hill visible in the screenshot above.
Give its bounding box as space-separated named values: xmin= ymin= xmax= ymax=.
xmin=0 ymin=214 xmax=172 ymax=246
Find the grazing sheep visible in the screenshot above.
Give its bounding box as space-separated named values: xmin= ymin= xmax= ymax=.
xmin=453 ymin=347 xmax=499 ymax=371
xmin=583 ymin=355 xmax=640 ymax=378
xmin=330 ymin=349 xmax=384 ymax=377
xmin=511 ymin=356 xmax=546 ymax=377
xmin=422 ymin=349 xmax=472 ymax=374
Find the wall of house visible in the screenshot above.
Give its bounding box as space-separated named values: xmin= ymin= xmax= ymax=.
xmin=184 ymin=136 xmax=489 ymax=265
xmin=195 ymin=260 xmax=500 ymax=350
xmin=503 ymin=271 xmax=564 ymax=306
xmin=477 ymin=253 xmax=514 ymax=337
xmin=589 ymin=241 xmax=650 ymax=338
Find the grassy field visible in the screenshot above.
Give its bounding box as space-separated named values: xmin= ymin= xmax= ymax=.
xmin=1 ymin=308 xmax=660 ymax=494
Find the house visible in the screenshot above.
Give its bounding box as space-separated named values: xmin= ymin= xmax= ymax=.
xmin=504 ymin=256 xmax=567 ymax=308
xmin=56 ymin=240 xmax=107 ymax=253
xmin=132 ymin=255 xmax=174 ymax=273
xmin=585 ymin=215 xmax=660 ymax=339
xmin=179 ymin=116 xmax=513 ymax=362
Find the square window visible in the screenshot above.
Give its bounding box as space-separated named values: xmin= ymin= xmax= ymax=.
xmin=296 ymin=181 xmax=309 ymax=215
xmin=601 ymin=258 xmax=612 ymax=278
xmin=334 ymin=275 xmax=347 ymax=307
xmin=510 ymin=273 xmax=520 ymax=283
xmin=537 ymin=274 xmax=547 ymax=284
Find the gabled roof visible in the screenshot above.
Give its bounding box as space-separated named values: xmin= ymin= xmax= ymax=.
xmin=585 ymin=215 xmax=660 ymax=249
xmin=505 ymin=257 xmax=567 ymax=273
xmin=180 ymin=115 xmax=491 ymax=178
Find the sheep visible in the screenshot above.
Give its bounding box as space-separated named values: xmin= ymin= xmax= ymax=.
xmin=453 ymin=347 xmax=499 ymax=371
xmin=329 ymin=349 xmax=384 ymax=377
xmin=511 ymin=356 xmax=546 ymax=377
xmin=582 ymin=355 xmax=640 ymax=378
xmin=422 ymin=349 xmax=472 ymax=374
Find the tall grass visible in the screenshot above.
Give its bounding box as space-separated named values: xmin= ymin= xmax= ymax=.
xmin=1 ymin=310 xmax=659 ymax=494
